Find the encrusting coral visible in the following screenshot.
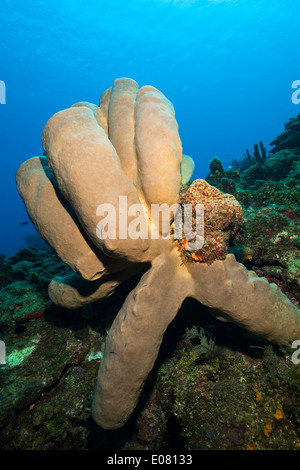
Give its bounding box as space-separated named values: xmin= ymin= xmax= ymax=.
xmin=16 ymin=78 xmax=300 ymax=430
xmin=179 ymin=179 xmax=244 ymax=263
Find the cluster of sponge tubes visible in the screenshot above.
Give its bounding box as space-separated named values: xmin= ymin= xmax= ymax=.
xmin=16 ymin=78 xmax=300 ymax=430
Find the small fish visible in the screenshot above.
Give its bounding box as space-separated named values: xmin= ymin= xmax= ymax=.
xmin=236 ymin=168 xmax=240 ymax=176
xmin=20 ymin=221 xmax=29 ymax=225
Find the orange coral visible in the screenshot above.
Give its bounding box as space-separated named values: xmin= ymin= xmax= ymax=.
xmin=264 ymin=418 xmax=272 ymax=437
xmin=254 ymin=388 xmax=263 ymax=402
xmin=247 ymin=440 xmax=255 ymax=450
xmin=179 ymin=179 xmax=244 ymax=264
xmin=273 ymin=403 xmax=284 ymax=420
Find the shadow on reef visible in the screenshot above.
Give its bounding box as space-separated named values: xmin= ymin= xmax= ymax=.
xmin=0 ymin=113 xmax=300 ymax=450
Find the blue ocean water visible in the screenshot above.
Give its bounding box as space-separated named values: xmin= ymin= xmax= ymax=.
xmin=0 ymin=0 xmax=299 ymax=257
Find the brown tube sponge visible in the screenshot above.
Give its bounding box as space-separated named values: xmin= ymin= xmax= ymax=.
xmin=16 ymin=78 xmax=300 ymax=431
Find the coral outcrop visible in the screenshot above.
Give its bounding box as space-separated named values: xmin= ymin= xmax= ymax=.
xmin=179 ymin=179 xmax=244 ymax=263
xmin=270 ymin=113 xmax=300 ymax=155
xmin=16 ymin=78 xmax=300 ymax=430
xmin=206 ymin=150 xmax=300 ymax=207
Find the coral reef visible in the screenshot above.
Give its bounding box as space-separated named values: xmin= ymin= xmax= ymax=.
xmin=15 ymin=78 xmax=300 ymax=433
xmin=139 ymin=321 xmax=300 ymax=451
xmin=241 ymin=148 xmax=300 ymax=188
xmin=207 ymin=113 xmax=300 ymax=208
xmin=1 ymin=259 xmax=299 ymax=450
xmin=205 ymin=114 xmax=300 ymax=305
xmin=206 ymin=150 xmax=300 ymax=208
xmin=270 ymin=113 xmax=300 ymax=155
xmin=209 ymin=157 xmax=225 ymax=177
